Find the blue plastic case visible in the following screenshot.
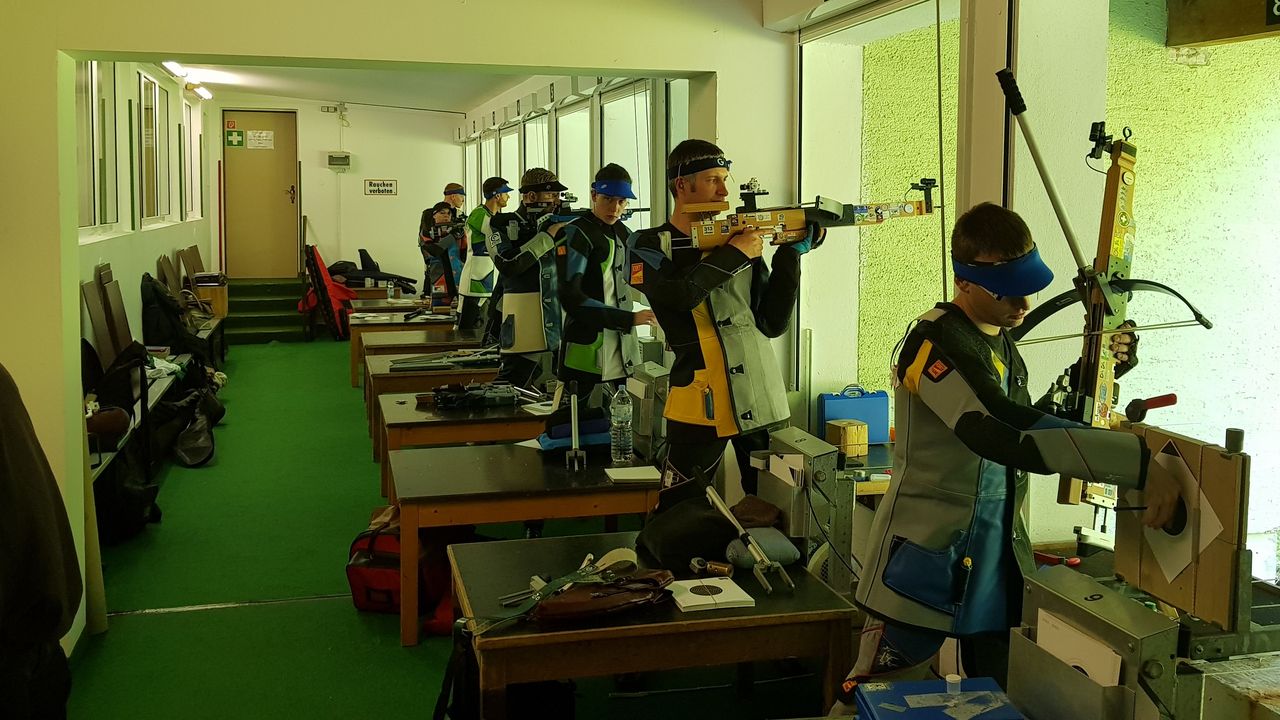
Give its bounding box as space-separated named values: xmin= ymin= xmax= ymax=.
xmin=817 ymin=385 xmax=890 ymax=444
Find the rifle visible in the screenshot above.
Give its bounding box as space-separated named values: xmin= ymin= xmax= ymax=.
xmin=997 ymin=69 xmax=1213 ymax=506
xmin=549 ymin=192 xmax=650 ymax=224
xmin=672 ymin=177 xmax=937 ymax=252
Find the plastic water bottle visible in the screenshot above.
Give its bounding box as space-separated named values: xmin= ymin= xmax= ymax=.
xmin=609 ymin=387 xmax=633 ymax=465
xmin=386 ymin=281 xmax=396 ymax=300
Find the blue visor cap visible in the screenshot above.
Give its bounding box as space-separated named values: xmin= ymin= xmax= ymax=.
xmin=484 ymin=183 xmax=514 ymax=199
xmin=666 ymin=155 xmax=732 ymax=180
xmin=952 ymin=244 xmax=1054 ymax=298
xmin=444 ymin=188 xmax=466 ymax=196
xmin=591 ymin=180 xmax=637 ymax=199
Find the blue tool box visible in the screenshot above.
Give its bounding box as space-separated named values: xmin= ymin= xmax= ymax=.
xmin=854 ymin=677 xmax=1025 ymax=719
xmin=817 ymin=385 xmax=890 ymax=444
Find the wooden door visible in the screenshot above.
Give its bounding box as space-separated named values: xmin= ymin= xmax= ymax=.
xmin=223 ymin=110 xmax=299 ymax=277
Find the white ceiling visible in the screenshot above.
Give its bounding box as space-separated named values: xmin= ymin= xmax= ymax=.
xmin=182 ymin=64 xmax=532 ymax=113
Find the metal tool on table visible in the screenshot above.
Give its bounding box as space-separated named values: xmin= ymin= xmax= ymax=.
xmin=565 ymin=380 xmax=586 ymax=471
xmin=703 ymin=485 xmax=794 ymax=594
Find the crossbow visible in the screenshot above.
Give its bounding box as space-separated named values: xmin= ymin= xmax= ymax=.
xmin=996 ymin=69 xmax=1213 ymax=506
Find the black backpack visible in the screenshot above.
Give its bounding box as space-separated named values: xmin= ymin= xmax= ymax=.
xmin=140 ymin=272 xmax=212 ymax=366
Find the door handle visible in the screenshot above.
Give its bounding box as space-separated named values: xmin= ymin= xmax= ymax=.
xmin=288 ymin=185 xmax=296 ymax=204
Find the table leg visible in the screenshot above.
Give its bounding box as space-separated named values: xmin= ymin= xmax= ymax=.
xmin=478 ymin=656 xmax=507 ymax=720
xmin=381 ymin=428 xmax=400 ymax=498
xmin=373 ymin=408 xmax=384 ymax=463
xmin=824 ymin=618 xmax=854 ymax=710
xmin=350 ymin=330 xmax=361 ymax=387
xmin=399 ymin=502 xmax=420 ymax=646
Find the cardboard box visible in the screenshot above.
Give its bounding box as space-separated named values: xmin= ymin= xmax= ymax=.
xmin=826 ymin=419 xmax=868 ymax=447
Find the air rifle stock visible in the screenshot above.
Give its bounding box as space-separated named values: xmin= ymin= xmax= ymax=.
xmin=675 ymin=177 xmax=936 ymax=251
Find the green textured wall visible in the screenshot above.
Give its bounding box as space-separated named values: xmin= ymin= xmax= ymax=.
xmin=1106 ymin=0 xmax=1280 ymax=531
xmin=856 ymin=21 xmax=959 ymax=389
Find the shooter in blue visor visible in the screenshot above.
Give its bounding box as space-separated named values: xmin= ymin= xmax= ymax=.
xmin=458 ymin=177 xmax=511 ymax=332
xmin=557 ymin=163 xmax=657 ymax=399
xmin=830 ymin=202 xmax=1181 ymax=712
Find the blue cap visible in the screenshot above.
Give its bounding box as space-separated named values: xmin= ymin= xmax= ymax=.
xmin=443 ymin=187 xmax=466 ymax=196
xmin=952 ymin=244 xmax=1054 ymax=297
xmin=484 ymin=183 xmax=514 ymax=199
xmin=590 ymin=180 xmax=637 ymax=200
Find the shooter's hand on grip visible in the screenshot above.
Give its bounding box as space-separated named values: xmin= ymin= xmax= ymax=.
xmin=728 ymin=228 xmax=765 ymax=259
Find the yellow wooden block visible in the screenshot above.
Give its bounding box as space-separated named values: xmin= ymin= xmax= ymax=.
xmin=826 ymin=419 xmax=868 ymax=448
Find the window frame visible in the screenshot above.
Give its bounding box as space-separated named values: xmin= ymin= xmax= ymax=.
xmin=75 ymin=60 xmax=120 ymax=233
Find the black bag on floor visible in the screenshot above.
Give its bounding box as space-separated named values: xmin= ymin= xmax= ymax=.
xmin=433 ymin=620 xmax=576 ymax=720
xmin=94 ymin=442 xmax=162 ymax=545
xmin=173 ymin=401 xmax=215 ymax=467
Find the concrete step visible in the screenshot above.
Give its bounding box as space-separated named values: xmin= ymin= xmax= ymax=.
xmin=228 ymin=294 xmax=300 ymax=314
xmin=222 ymin=311 xmax=304 ymax=329
xmin=225 ymin=325 xmax=308 ymax=344
xmin=227 ymin=278 xmax=305 ymax=298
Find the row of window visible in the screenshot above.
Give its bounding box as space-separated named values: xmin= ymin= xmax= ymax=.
xmin=75 ymin=61 xmax=204 ymax=232
xmin=461 ymin=79 xmax=690 ymax=232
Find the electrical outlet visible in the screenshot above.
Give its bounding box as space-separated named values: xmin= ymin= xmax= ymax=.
xmin=321 ymin=105 xmax=338 ymax=113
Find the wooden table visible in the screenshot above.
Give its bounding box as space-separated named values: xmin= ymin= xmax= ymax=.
xmin=448 ymin=531 xmax=857 ymax=717
xmin=348 ymin=297 xmax=430 ymax=313
xmin=363 ymin=354 xmax=499 ymax=435
xmin=347 ymin=312 xmax=455 ymax=386
xmin=374 ymin=393 xmax=545 ymax=495
xmin=352 ymin=327 xmax=482 ymax=388
xmin=351 ymin=286 xmax=397 ymax=300
xmin=394 ymin=446 xmax=662 ymax=646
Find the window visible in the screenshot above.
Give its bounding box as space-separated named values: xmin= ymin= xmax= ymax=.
xmin=499 ymin=127 xmax=520 ymax=188
xmin=75 ymin=61 xmax=118 ymax=228
xmin=464 ymin=141 xmax=479 ymax=203
xmin=555 ymin=102 xmax=591 ymax=204
xmin=523 ymin=113 xmax=549 ymax=173
xmin=138 ymin=72 xmax=170 ymax=220
xmin=601 ymin=83 xmax=653 ymax=230
xmin=480 ymin=133 xmax=497 ymax=185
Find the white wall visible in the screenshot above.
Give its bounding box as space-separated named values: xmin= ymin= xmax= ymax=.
xmin=206 ymin=93 xmax=461 ymax=283
xmin=9 ymin=0 xmax=795 ymax=653
xmin=799 ymin=40 xmax=864 ymax=417
xmin=1010 ymin=0 xmax=1112 ymax=542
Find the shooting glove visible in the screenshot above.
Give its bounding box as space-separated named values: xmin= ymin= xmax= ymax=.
xmin=790 ymin=223 xmax=826 ymax=255
xmin=523 ymin=231 xmax=557 ymax=260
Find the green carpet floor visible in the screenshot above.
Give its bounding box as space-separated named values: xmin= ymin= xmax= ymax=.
xmin=68 ymin=340 xmax=821 ymax=719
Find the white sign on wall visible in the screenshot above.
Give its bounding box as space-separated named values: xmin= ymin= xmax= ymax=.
xmin=246 ymin=130 xmax=274 ymax=149
xmin=364 ymin=179 xmax=398 ymax=196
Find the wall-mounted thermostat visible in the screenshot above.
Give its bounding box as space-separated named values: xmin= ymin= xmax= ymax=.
xmin=327 ymin=151 xmax=351 ymax=172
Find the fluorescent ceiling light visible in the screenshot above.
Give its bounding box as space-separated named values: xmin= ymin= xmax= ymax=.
xmin=162 ymin=61 xmax=187 ymax=78
xmin=194 ymin=86 xmax=213 ymax=100
xmin=184 ymin=68 xmax=242 ymax=85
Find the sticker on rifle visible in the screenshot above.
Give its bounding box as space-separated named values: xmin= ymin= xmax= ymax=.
xmin=630 ymin=263 xmax=644 ymax=285
xmin=926 ymin=359 xmax=951 ymax=381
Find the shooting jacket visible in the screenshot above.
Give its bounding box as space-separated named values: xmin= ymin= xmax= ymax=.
xmin=491 ymin=206 xmax=562 ymax=355
xmin=856 ymin=303 xmax=1150 ymax=635
xmin=627 ymin=223 xmax=799 ymax=437
xmin=558 ymin=213 xmax=637 ymax=385
xmin=460 ymin=205 xmax=497 ymax=298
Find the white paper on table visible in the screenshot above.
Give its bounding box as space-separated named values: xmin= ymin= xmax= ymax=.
xmin=520 ymin=401 xmax=557 ymax=416
xmin=605 ymin=466 xmax=661 ymax=483
xmin=515 ymin=438 xmax=543 ymax=449
xmin=1142 ymin=441 xmax=1222 ymax=583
